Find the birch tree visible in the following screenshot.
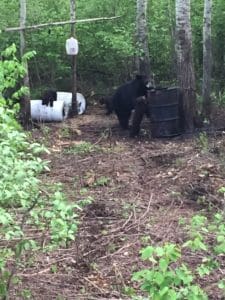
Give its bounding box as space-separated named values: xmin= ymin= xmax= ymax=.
xmin=202 ymin=0 xmax=212 ymax=120
xmin=136 ymin=0 xmax=152 ymax=78
xmin=175 ymin=0 xmax=197 ymax=132
xmin=20 ymin=0 xmax=31 ymax=126
xmin=70 ymin=0 xmax=78 ymax=116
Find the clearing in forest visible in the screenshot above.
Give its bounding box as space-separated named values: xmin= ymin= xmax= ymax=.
xmin=19 ymin=104 xmax=225 ymax=299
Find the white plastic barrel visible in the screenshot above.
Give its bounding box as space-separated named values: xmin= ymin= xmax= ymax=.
xmin=31 ymin=100 xmax=65 ymax=122
xmin=57 ymin=92 xmax=72 ymax=106
xmin=77 ymin=93 xmax=86 ymax=115
xmin=57 ymin=92 xmax=72 ymax=119
xmin=57 ymin=92 xmax=86 ymax=115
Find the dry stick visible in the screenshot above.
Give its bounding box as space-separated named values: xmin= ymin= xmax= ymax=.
xmin=82 ymin=228 xmax=156 ymax=261
xmin=99 ymin=241 xmax=136 ymax=261
xmin=120 ymin=212 xmax=134 ymax=229
xmin=80 ymin=195 xmax=154 ymax=262
xmin=113 ymin=262 xmax=126 ymax=288
xmin=93 ymin=124 xmax=114 ymax=145
xmin=87 ymin=197 xmax=154 ymax=261
xmin=16 ymin=267 xmax=51 ymax=277
xmin=4 ymin=16 xmax=120 ymax=32
xmin=133 ymin=203 xmax=137 ymax=222
xmin=91 ymin=195 xmax=153 ymax=239
xmin=117 ymin=195 xmax=152 ymax=233
xmin=16 ymin=255 xmax=77 ymax=277
xmin=83 ymin=276 xmax=107 ymax=294
xmin=124 ymin=194 xmax=153 ymax=233
xmin=138 ymin=194 xmax=153 ymax=221
xmin=77 ymin=157 xmax=92 ymax=163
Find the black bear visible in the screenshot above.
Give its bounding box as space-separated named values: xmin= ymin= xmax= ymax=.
xmin=100 ymin=95 xmax=113 ymax=115
xmin=41 ymin=89 xmax=57 ymax=107
xmin=130 ymin=95 xmax=150 ymax=137
xmin=112 ymin=75 xmax=151 ymax=129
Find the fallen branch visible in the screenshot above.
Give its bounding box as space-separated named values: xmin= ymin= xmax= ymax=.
xmin=16 ymin=267 xmax=51 ymax=277
xmin=83 ymin=276 xmax=107 ymax=294
xmin=99 ymin=241 xmax=137 ymax=261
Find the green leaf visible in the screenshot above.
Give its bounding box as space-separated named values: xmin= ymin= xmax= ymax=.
xmin=175 ymin=265 xmax=193 ymax=285
xmin=155 ymin=246 xmax=165 ymax=257
xmin=197 ymin=265 xmax=210 ymax=277
xmin=158 ymin=286 xmax=169 ymax=296
xmin=154 ymin=272 xmax=165 ymax=285
xmin=140 ymin=246 xmax=154 ymax=260
xmin=218 ymin=280 xmax=225 ymax=290
xmin=159 ymin=258 xmax=169 ymax=272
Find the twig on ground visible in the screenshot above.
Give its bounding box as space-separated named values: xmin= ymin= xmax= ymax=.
xmin=83 ymin=276 xmax=107 ymax=294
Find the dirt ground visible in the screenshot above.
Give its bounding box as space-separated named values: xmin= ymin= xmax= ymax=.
xmin=15 ymin=104 xmax=225 ymax=299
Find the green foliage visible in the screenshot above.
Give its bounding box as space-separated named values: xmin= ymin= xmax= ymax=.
xmin=132 ymin=210 xmax=225 ymax=299
xmin=212 ymin=0 xmax=225 ymax=91
xmin=0 ymin=46 xmax=90 ymax=298
xmin=183 ymin=215 xmax=208 ymax=251
xmin=148 ymin=0 xmax=176 ymax=83
xmin=211 ymin=90 xmax=225 ymax=106
xmin=218 ymin=280 xmax=225 ymax=295
xmin=132 ymin=243 xmax=207 ymax=299
xmin=0 ymin=44 xmax=35 ymax=109
xmin=197 ymin=132 xmax=209 ymax=153
xmin=64 ymin=141 xmax=102 ymax=155
xmin=183 ymin=212 xmax=225 ymax=291
xmin=93 ymin=176 xmax=110 ymax=187
xmin=59 ymin=126 xmax=71 ymax=138
xmin=0 ymin=0 xmax=225 ymax=94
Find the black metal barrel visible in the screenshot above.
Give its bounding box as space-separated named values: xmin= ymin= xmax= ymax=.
xmin=148 ymin=87 xmax=183 ymax=138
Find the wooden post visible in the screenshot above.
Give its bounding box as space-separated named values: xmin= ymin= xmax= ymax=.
xmin=20 ymin=0 xmax=31 ymax=127
xmin=70 ymin=0 xmax=78 ymax=116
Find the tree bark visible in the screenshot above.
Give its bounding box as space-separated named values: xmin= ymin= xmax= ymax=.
xmin=202 ymin=0 xmax=212 ymax=120
xmin=175 ymin=0 xmax=197 ymax=132
xmin=136 ymin=0 xmax=152 ymax=79
xmin=20 ymin=0 xmax=31 ymax=127
xmin=70 ymin=0 xmax=78 ymax=116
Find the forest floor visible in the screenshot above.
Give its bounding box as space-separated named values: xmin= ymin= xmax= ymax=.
xmin=16 ymin=104 xmax=225 ymax=299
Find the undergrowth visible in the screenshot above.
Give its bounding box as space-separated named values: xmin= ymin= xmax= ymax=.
xmin=0 ymin=44 xmax=91 ymax=298
xmin=129 ymin=210 xmax=225 ymax=299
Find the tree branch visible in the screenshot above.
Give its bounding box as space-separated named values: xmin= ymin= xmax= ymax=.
xmin=4 ymin=16 xmax=120 ymax=32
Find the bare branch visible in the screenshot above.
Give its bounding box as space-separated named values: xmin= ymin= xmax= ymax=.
xmin=4 ymin=16 xmax=120 ymax=32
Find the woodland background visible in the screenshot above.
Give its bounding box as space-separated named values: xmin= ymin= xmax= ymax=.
xmin=1 ymin=1 xmax=225 ymax=299
xmin=1 ymin=0 xmax=225 ymax=101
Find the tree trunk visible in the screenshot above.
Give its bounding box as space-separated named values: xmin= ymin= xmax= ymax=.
xmin=136 ymin=0 xmax=152 ymax=79
xmin=70 ymin=0 xmax=78 ymax=116
xmin=202 ymin=0 xmax=212 ymax=120
xmin=175 ymin=0 xmax=197 ymax=132
xmin=20 ymin=0 xmax=31 ymax=127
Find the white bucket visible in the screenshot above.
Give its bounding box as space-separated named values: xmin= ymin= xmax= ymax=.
xmin=57 ymin=92 xmax=86 ymax=115
xmin=31 ymin=100 xmax=65 ymax=122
